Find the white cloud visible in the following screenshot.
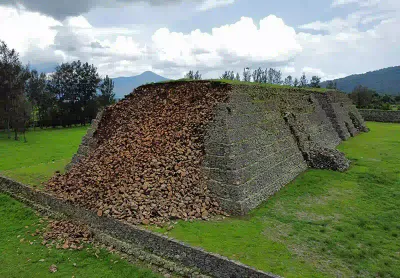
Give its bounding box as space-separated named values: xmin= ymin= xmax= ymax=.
xmin=0 ymin=6 xmax=60 ymax=54
xmin=331 ymin=0 xmax=381 ymax=7
xmin=1 ymin=0 xmax=399 ymax=82
xmin=296 ymin=3 xmax=400 ymax=81
xmin=197 ymin=0 xmax=234 ymax=11
xmin=151 ymin=15 xmax=302 ymax=73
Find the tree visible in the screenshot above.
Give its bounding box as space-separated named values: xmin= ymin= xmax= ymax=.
xmin=9 ymin=91 xmax=32 ymax=141
xmin=185 ymin=70 xmax=194 ymax=79
xmin=243 ymin=68 xmax=251 ymax=82
xmin=235 ymin=72 xmax=240 ymax=81
xmin=46 ymin=60 xmax=101 ymax=127
xmin=284 ymin=75 xmax=293 ymax=86
xmin=267 ymin=68 xmax=274 ymax=84
xmin=261 ymin=68 xmax=268 ymax=83
xmin=220 ymin=71 xmax=235 ymax=80
xmin=25 ymin=69 xmax=49 ymax=128
xmin=194 ymin=71 xmax=202 ymax=80
xmin=299 ymin=73 xmax=308 ymax=87
xmin=349 ymin=85 xmax=374 ymax=108
xmin=99 ymin=75 xmax=116 ymax=107
xmin=326 ymin=80 xmax=337 ymax=89
xmin=185 ymin=70 xmax=202 ymax=80
xmin=0 ymin=40 xmax=31 ymax=139
xmin=293 ymin=78 xmax=299 ymax=87
xmin=310 ymin=76 xmax=321 ymax=88
xmin=272 ymin=70 xmax=282 ymax=85
xmin=252 ymin=67 xmax=263 ymax=83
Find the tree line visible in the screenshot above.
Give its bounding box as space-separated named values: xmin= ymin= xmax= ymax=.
xmin=0 ymin=40 xmax=116 ymax=141
xmin=185 ymin=67 xmax=323 ymax=88
xmin=349 ymin=85 xmax=400 ymax=110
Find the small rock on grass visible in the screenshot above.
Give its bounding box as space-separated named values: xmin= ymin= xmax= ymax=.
xmin=49 ymin=264 xmax=58 ymax=273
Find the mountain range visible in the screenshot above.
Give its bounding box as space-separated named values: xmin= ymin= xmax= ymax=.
xmin=113 ymin=71 xmax=169 ymax=99
xmin=321 ymin=66 xmax=400 ymax=95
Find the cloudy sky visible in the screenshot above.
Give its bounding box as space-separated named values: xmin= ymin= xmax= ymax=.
xmin=0 ymin=0 xmax=399 ymax=80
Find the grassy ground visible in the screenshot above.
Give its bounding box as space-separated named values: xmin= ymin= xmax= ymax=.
xmin=0 ymin=194 xmax=160 ymax=278
xmin=1 ymin=123 xmax=399 ymax=277
xmin=150 ymin=122 xmax=400 ymax=278
xmin=0 ymin=127 xmax=88 ymax=188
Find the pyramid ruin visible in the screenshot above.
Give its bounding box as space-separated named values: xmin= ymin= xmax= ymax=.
xmin=47 ymin=81 xmax=368 ymax=224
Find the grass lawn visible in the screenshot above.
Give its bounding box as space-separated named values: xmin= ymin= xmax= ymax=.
xmin=1 ymin=123 xmax=399 ymax=277
xmin=0 ymin=194 xmax=160 ymax=278
xmin=150 ymin=122 xmax=400 ymax=278
xmin=0 ymin=127 xmax=88 ymax=188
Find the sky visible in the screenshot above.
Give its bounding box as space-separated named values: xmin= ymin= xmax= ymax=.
xmin=0 ymin=0 xmax=399 ymax=80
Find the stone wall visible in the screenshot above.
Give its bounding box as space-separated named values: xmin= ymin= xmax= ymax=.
xmin=359 ymin=109 xmax=400 ymax=123
xmin=205 ymin=86 xmax=368 ymax=215
xmin=0 ymin=175 xmax=279 ymax=278
xmin=65 ymin=109 xmax=104 ymax=171
xmin=63 ymin=82 xmax=368 ymax=216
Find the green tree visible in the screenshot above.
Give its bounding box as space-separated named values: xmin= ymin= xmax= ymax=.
xmin=0 ymin=40 xmax=31 ymax=139
xmin=310 ymin=76 xmax=321 ymax=88
xmin=220 ymin=71 xmax=235 ymax=80
xmin=99 ymin=75 xmax=115 ymax=107
xmin=252 ymin=67 xmax=263 ymax=83
xmin=293 ymin=78 xmax=299 ymax=87
xmin=185 ymin=70 xmax=202 ymax=80
xmin=185 ymin=70 xmax=194 ymax=79
xmin=299 ymin=73 xmax=308 ymax=87
xmin=25 ymin=69 xmax=50 ymax=128
xmin=243 ymin=68 xmax=251 ymax=82
xmin=284 ymin=75 xmax=293 ymax=86
xmin=46 ymin=60 xmax=101 ymax=127
xmin=235 ymin=72 xmax=240 ymax=81
xmin=193 ymin=71 xmax=202 ymax=80
xmin=349 ymin=85 xmax=375 ymax=108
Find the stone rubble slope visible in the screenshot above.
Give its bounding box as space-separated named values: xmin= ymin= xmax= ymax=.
xmin=47 ymin=81 xmax=230 ymax=225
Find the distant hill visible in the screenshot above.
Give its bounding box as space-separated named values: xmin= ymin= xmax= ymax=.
xmin=321 ymin=66 xmax=400 ymax=95
xmin=113 ymin=71 xmax=169 ymax=99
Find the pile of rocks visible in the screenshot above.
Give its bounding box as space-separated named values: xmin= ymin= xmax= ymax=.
xmin=47 ymin=81 xmax=230 ymax=225
xmin=308 ymin=147 xmax=350 ymax=172
xmin=42 ymin=220 xmax=93 ymax=250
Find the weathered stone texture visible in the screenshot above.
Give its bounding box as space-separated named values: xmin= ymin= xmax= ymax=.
xmin=359 ymin=109 xmax=400 ymax=123
xmin=205 ymin=86 xmax=367 ymax=214
xmin=0 ymin=175 xmax=279 ymax=278
xmin=65 ymin=109 xmax=104 ymax=171
xmin=64 ymin=82 xmax=368 ymax=216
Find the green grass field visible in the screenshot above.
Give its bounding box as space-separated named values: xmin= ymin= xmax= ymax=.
xmin=0 ymin=194 xmax=160 ymax=278
xmin=151 ymin=122 xmax=400 ymax=278
xmin=0 ymin=127 xmax=160 ymax=277
xmin=0 ymin=127 xmax=88 ymax=188
xmin=1 ymin=123 xmax=399 ymax=278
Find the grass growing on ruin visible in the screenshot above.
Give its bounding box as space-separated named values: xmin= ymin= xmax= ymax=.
xmin=155 ymin=79 xmax=328 ymax=93
xmin=0 ymin=127 xmax=88 ymax=188
xmin=152 ymin=122 xmax=400 ymax=278
xmin=0 ymin=194 xmax=160 ymax=278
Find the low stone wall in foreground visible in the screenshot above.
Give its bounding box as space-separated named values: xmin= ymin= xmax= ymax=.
xmin=0 ymin=175 xmax=279 ymax=278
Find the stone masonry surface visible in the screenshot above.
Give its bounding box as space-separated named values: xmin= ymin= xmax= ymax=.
xmin=0 ymin=175 xmax=279 ymax=278
xmin=64 ymin=81 xmax=368 ymax=216
xmin=65 ymin=108 xmax=105 ymax=171
xmin=205 ymin=85 xmax=368 ymax=214
xmin=359 ymin=109 xmax=400 ymax=123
